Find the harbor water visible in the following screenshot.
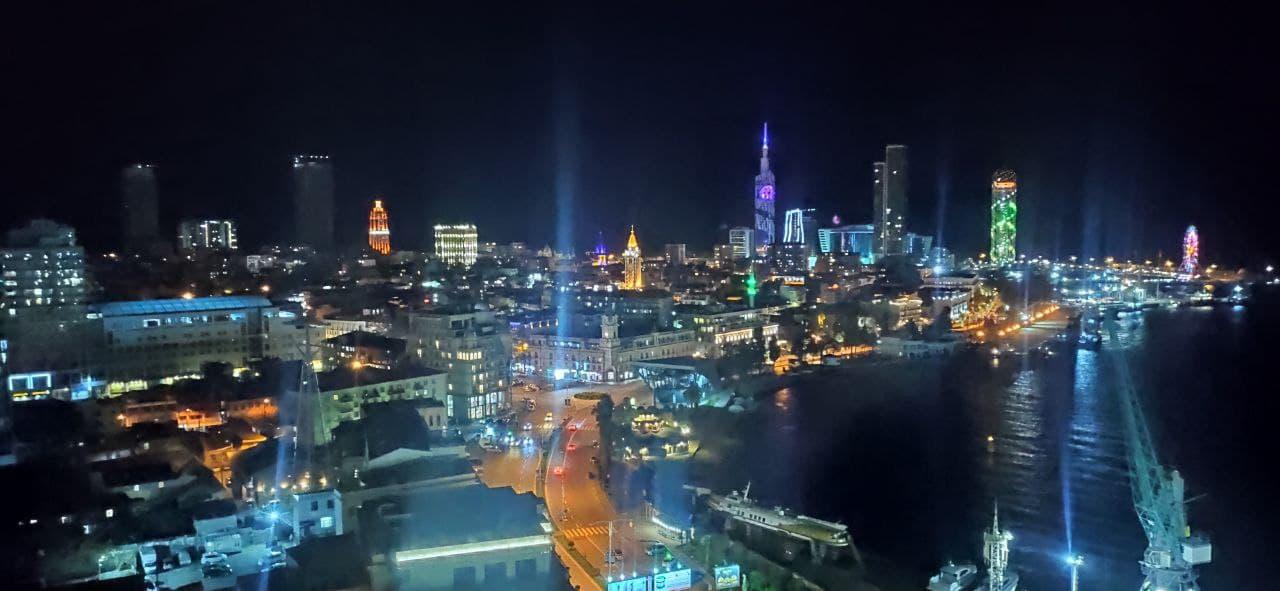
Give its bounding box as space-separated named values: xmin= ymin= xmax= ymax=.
xmin=691 ymin=289 xmax=1280 ymax=590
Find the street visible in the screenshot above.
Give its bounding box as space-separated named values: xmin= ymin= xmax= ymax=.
xmin=480 ymin=380 xmax=668 ymax=590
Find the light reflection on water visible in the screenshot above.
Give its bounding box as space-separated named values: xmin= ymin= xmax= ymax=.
xmin=697 ymin=305 xmax=1261 ymax=590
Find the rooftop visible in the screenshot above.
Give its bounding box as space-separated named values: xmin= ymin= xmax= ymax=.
xmin=368 ymin=483 xmax=547 ymax=551
xmin=316 ymin=363 xmax=443 ymax=392
xmin=96 ymin=295 xmax=274 ymax=317
xmin=323 ymin=330 xmax=406 ymax=351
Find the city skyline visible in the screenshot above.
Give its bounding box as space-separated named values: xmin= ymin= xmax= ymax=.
xmin=4 ymin=5 xmax=1276 ymax=265
xmin=4 ymin=8 xmax=1277 ymax=590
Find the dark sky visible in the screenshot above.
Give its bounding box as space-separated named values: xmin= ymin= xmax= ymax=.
xmin=3 ymin=4 xmax=1277 ymax=265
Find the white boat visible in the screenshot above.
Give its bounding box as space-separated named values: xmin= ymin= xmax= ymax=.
xmin=704 ymin=482 xmax=852 ymax=548
xmin=927 ymin=562 xmax=979 ymax=591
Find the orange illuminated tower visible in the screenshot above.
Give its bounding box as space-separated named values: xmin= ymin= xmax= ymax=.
xmin=368 ymin=199 xmax=390 ymax=254
xmin=622 ymin=226 xmax=643 ymax=290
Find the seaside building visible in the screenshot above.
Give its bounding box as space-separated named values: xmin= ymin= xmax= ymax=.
xmin=990 ymin=170 xmax=1018 ymax=266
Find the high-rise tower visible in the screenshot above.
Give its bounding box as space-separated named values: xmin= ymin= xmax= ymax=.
xmin=291 ymin=155 xmax=335 ymax=250
xmin=622 ymin=226 xmax=643 ymax=290
xmin=753 ymin=123 xmax=777 ymax=246
xmin=873 ymin=145 xmax=908 ymax=259
xmin=121 ymin=163 xmax=159 ymax=251
xmin=990 ymin=170 xmax=1018 ymax=266
xmin=368 ymin=199 xmax=390 ymax=255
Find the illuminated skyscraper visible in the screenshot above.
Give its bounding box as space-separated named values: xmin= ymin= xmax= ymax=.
xmin=433 ymin=223 xmax=478 ymax=267
xmin=178 ymin=219 xmax=238 ymax=252
xmin=753 ymin=123 xmax=777 ymax=246
xmin=368 ymin=199 xmax=390 ymax=255
xmin=990 ymin=170 xmax=1018 ymax=266
xmin=121 ymin=163 xmax=159 ymax=251
xmin=622 ymin=226 xmax=643 ymax=290
xmin=291 ymin=155 xmax=335 ymax=250
xmin=1181 ymin=225 xmax=1199 ymax=275
xmin=873 ymin=145 xmax=908 ymax=259
xmin=782 ymin=208 xmax=805 ymax=245
xmin=728 ymin=227 xmax=754 ymax=260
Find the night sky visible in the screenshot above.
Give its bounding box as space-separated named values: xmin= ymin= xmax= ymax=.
xmin=3 ymin=4 xmax=1276 ymax=264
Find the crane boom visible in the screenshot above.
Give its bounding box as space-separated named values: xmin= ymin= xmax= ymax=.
xmin=1108 ymin=344 xmax=1210 ymax=590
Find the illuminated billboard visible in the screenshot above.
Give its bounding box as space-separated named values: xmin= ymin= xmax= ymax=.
xmin=714 ymin=564 xmax=741 ymax=589
xmin=607 ymin=576 xmax=649 ymax=591
xmin=653 ymin=568 xmax=691 ymax=591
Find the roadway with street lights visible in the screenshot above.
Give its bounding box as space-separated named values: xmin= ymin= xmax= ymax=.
xmin=480 ymin=380 xmax=668 ymax=591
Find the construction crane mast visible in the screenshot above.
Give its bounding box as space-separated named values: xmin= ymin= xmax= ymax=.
xmin=1111 ymin=351 xmax=1212 ymax=590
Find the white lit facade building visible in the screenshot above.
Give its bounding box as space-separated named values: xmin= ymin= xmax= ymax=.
xmin=2 ymin=220 xmax=93 ymax=402
xmin=405 ymin=307 xmax=511 ymax=421
xmin=675 ymin=305 xmax=782 ymax=357
xmin=524 ymin=315 xmax=697 ymax=382
xmin=177 ymin=219 xmax=238 ymax=252
xmin=728 ymin=227 xmax=754 ymax=260
xmin=434 ymin=224 xmax=479 ymax=268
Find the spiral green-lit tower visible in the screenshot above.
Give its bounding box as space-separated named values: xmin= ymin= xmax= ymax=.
xmin=990 ymin=170 xmax=1018 ymax=266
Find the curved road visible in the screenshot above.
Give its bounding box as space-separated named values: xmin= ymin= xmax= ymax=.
xmin=481 ymin=382 xmax=659 ymax=590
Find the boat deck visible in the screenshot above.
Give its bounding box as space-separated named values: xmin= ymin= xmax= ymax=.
xmin=779 ymin=521 xmax=848 ymax=545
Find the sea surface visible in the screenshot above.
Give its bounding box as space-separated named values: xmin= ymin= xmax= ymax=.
xmin=690 ymin=289 xmax=1280 ymax=590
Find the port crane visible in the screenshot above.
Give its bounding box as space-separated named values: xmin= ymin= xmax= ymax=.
xmin=1111 ymin=351 xmax=1211 ymax=590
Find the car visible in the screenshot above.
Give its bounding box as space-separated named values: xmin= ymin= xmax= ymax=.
xmin=259 ymin=549 xmax=286 ymax=571
xmin=545 ymin=412 xmax=554 ymax=422
xmin=590 ymin=456 xmax=599 ymax=464
xmin=566 ymin=443 xmax=578 ymax=451
xmin=566 ymin=423 xmax=578 ymax=432
xmin=592 ymin=440 xmax=600 ymax=448
xmin=644 ymin=543 xmax=665 ymax=556
xmin=552 ymin=466 xmax=565 ymax=476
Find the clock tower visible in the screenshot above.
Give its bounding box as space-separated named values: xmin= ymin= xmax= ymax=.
xmin=753 ymin=123 xmax=776 ymax=247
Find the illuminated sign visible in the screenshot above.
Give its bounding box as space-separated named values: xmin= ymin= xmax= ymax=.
xmin=714 ymin=565 xmax=741 ymax=589
xmin=654 ymin=569 xmax=691 ymax=591
xmin=993 ymin=181 xmax=1017 ymax=189
xmin=607 ymin=576 xmax=650 ymax=591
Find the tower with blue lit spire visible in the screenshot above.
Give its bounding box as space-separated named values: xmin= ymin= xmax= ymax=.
xmin=753 ymin=123 xmax=777 ymax=246
xmin=594 ymin=230 xmax=608 ymax=266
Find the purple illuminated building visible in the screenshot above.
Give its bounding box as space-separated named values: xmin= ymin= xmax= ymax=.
xmin=753 ymin=123 xmax=776 ymax=246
